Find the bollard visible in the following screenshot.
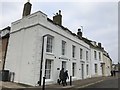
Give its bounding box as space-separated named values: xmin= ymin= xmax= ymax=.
xmin=42 ymin=77 xmax=45 ymax=90
xmin=70 ymin=76 xmax=72 ymax=86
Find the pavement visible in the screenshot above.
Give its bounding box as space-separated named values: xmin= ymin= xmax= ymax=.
xmin=0 ymin=75 xmax=119 ymax=90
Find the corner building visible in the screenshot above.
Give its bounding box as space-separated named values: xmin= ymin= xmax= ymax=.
xmin=5 ymin=10 xmax=92 ymax=86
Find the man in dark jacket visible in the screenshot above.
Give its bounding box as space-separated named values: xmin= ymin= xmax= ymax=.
xmin=59 ymin=68 xmax=64 ymax=85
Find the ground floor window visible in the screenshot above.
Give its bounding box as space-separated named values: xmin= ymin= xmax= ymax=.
xmin=72 ymin=63 xmax=76 ymax=77
xmin=95 ymin=64 xmax=98 ymax=74
xmin=86 ymin=64 xmax=89 ymax=75
xmin=45 ymin=59 xmax=52 ymax=79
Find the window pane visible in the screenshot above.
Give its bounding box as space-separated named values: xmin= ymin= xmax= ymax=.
xmin=86 ymin=65 xmax=89 ymax=75
xmin=94 ymin=51 xmax=97 ymax=60
xmin=99 ymin=52 xmax=101 ymax=60
xmin=72 ymin=63 xmax=76 ymax=77
xmin=46 ymin=36 xmax=53 ymax=53
xmin=72 ymin=45 xmax=75 ymax=58
xmin=62 ymin=41 xmax=66 ymax=55
xmin=80 ymin=48 xmax=83 ymax=59
xmin=45 ymin=60 xmax=52 ymax=79
xmin=86 ymin=51 xmax=88 ymax=60
xmin=95 ymin=64 xmax=97 ymax=73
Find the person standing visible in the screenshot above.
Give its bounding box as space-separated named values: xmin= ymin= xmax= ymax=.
xmin=64 ymin=70 xmax=69 ymax=86
xmin=111 ymin=70 xmax=113 ymax=76
xmin=113 ymin=70 xmax=116 ymax=76
xmin=59 ymin=68 xmax=64 ymax=85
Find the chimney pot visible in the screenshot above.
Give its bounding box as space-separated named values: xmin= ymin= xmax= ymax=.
xmin=59 ymin=10 xmax=61 ymax=15
xmin=78 ymin=28 xmax=81 ymax=32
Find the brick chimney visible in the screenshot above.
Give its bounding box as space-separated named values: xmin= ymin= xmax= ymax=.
xmin=22 ymin=0 xmax=32 ymax=18
xmin=53 ymin=10 xmax=62 ymax=25
xmin=77 ymin=28 xmax=82 ymax=39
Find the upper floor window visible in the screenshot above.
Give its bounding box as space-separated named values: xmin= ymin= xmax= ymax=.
xmin=72 ymin=45 xmax=76 ymax=58
xmin=94 ymin=51 xmax=97 ymax=60
xmin=80 ymin=48 xmax=83 ymax=59
xmin=86 ymin=51 xmax=88 ymax=60
xmin=62 ymin=40 xmax=66 ymax=55
xmin=46 ymin=36 xmax=53 ymax=53
xmin=99 ymin=52 xmax=101 ymax=60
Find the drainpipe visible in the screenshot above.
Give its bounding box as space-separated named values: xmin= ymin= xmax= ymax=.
xmin=39 ymin=35 xmax=46 ymax=86
xmin=2 ymin=35 xmax=9 ymax=70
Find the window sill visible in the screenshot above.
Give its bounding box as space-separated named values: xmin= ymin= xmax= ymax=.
xmin=45 ymin=79 xmax=54 ymax=84
xmin=46 ymin=52 xmax=54 ymax=56
xmin=59 ymin=56 xmax=69 ymax=60
xmin=72 ymin=58 xmax=77 ymax=60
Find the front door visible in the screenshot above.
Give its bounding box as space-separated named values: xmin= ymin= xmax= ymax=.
xmin=62 ymin=61 xmax=66 ymax=71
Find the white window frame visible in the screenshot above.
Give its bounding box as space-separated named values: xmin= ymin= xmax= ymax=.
xmin=86 ymin=64 xmax=89 ymax=75
xmin=99 ymin=52 xmax=101 ymax=60
xmin=72 ymin=63 xmax=76 ymax=77
xmin=86 ymin=51 xmax=88 ymax=61
xmin=61 ymin=40 xmax=66 ymax=55
xmin=95 ymin=64 xmax=98 ymax=74
xmin=80 ymin=48 xmax=83 ymax=59
xmin=45 ymin=59 xmax=52 ymax=79
xmin=72 ymin=45 xmax=76 ymax=58
xmin=46 ymin=36 xmax=53 ymax=53
xmin=94 ymin=51 xmax=97 ymax=60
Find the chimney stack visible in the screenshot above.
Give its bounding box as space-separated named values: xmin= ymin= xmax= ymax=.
xmin=22 ymin=0 xmax=32 ymax=18
xmin=98 ymin=43 xmax=102 ymax=48
xmin=53 ymin=10 xmax=62 ymax=26
xmin=77 ymin=28 xmax=82 ymax=39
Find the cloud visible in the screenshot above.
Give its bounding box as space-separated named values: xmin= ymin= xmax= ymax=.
xmin=1 ymin=2 xmax=24 ymax=29
xmin=0 ymin=1 xmax=118 ymax=63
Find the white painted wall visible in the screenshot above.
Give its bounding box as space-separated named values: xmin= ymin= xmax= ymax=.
xmin=103 ymin=53 xmax=112 ymax=76
xmin=5 ymin=11 xmax=105 ymax=86
xmin=90 ymin=47 xmax=102 ymax=77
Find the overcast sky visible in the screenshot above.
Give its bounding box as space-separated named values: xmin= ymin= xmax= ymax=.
xmin=0 ymin=0 xmax=118 ymax=64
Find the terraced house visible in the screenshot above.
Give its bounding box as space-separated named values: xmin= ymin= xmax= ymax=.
xmin=4 ymin=1 xmax=112 ymax=86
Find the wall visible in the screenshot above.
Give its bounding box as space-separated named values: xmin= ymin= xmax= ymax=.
xmin=103 ymin=54 xmax=112 ymax=76
xmin=5 ymin=11 xmax=102 ymax=86
xmin=90 ymin=48 xmax=102 ymax=77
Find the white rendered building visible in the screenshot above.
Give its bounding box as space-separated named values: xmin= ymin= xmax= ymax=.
xmin=5 ymin=2 xmax=92 ymax=86
xmin=4 ymin=1 xmax=111 ymax=86
xmin=90 ymin=42 xmax=103 ymax=77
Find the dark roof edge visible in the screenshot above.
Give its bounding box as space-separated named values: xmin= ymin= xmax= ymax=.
xmin=1 ymin=26 xmax=11 ymax=31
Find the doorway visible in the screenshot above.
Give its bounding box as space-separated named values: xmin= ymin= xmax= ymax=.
xmin=62 ymin=61 xmax=66 ymax=71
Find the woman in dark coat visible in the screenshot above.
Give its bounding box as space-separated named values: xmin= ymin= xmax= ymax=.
xmin=64 ymin=70 xmax=69 ymax=86
xmin=59 ymin=68 xmax=64 ymax=85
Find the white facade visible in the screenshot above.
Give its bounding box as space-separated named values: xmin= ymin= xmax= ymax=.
xmin=90 ymin=46 xmax=103 ymax=77
xmin=5 ymin=11 xmax=93 ymax=86
xmin=102 ymin=51 xmax=112 ymax=76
